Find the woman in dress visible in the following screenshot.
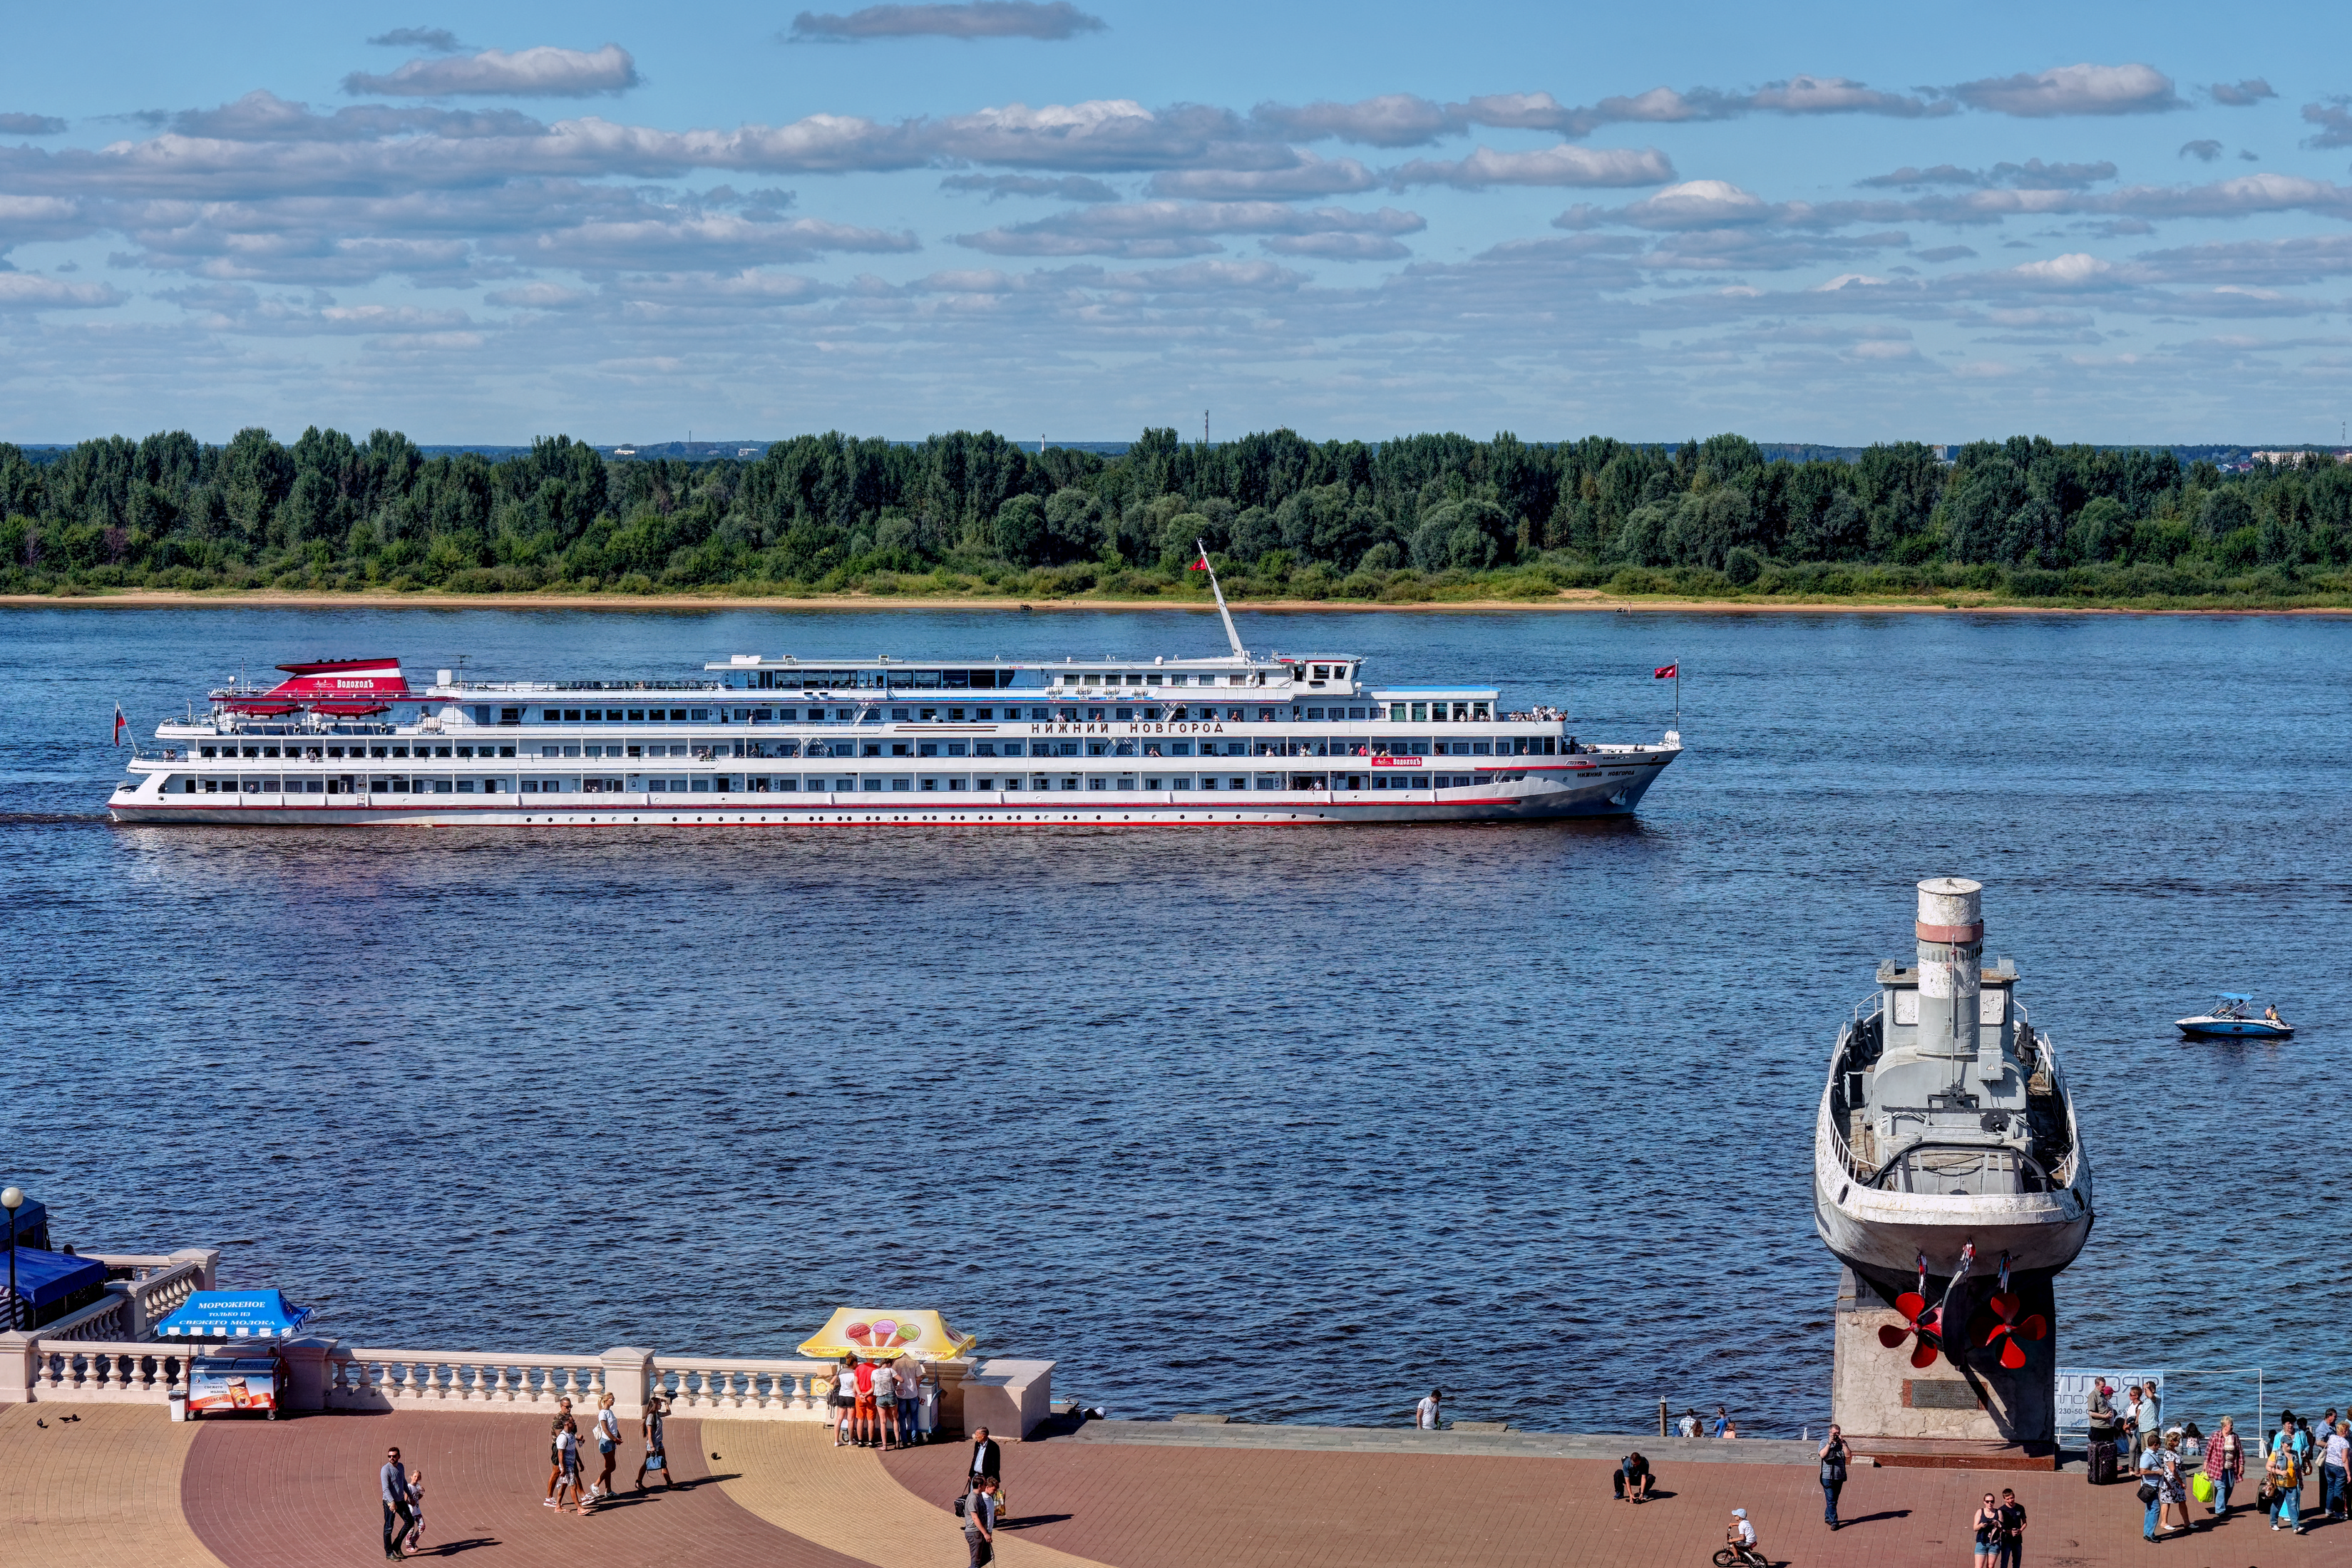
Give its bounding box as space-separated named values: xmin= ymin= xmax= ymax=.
xmin=635 ymin=1393 xmax=671 ymax=1492
xmin=2157 ymin=1431 xmax=2192 ymax=1536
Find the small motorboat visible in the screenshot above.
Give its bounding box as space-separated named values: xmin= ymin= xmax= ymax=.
xmin=2177 ymin=993 xmax=2294 ymax=1039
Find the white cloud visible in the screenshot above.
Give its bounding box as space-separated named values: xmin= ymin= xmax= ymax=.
xmin=344 ymin=44 xmax=642 ymax=99
xmin=366 ymin=29 xmax=465 ymax=53
xmin=1261 ymin=232 xmax=1411 ymax=260
xmin=1616 ymin=180 xmax=1772 ymax=228
xmin=1390 ymin=143 xmax=1674 ymax=190
xmin=940 ymin=172 xmax=1120 ymax=202
xmin=786 ymin=3 xmax=1105 ymax=42
xmin=2209 ymin=78 xmax=2275 ymax=108
xmin=1999 ymin=253 xmax=2117 ymax=287
xmin=0 ymin=272 xmax=124 ymax=309
xmin=1946 ymin=63 xmax=2182 ymax=118
xmin=1146 ymin=156 xmax=1376 ymax=200
xmin=1251 ymin=95 xmax=1458 ymax=148
xmin=955 ymin=199 xmax=1423 ymax=257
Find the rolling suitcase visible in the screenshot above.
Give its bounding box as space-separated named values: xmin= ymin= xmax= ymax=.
xmin=2087 ymin=1438 xmax=2117 ymax=1485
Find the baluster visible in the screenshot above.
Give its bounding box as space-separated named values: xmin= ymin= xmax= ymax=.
xmin=793 ymin=1373 xmax=811 ymax=1413
xmin=493 ymin=1363 xmax=513 ymax=1404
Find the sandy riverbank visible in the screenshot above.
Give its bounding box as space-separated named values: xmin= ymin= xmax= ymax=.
xmin=6 ymin=587 xmax=2349 ymax=615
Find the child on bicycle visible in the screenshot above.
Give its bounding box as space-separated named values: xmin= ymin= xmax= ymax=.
xmin=1725 ymin=1507 xmax=1762 ymax=1565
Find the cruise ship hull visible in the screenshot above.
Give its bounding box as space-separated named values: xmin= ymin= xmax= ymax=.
xmin=111 ymin=758 xmax=1673 ymax=826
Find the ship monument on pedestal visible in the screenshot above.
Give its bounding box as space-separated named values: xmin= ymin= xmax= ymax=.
xmin=1814 ymin=877 xmax=2094 ymax=1462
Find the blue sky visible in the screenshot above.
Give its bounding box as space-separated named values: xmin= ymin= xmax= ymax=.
xmin=1 ymin=0 xmax=2348 ymax=443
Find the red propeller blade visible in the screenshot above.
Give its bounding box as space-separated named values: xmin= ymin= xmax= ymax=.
xmin=1896 ymin=1291 xmax=1926 ymax=1323
xmin=1998 ymin=1336 xmax=2028 ymax=1370
xmin=1911 ymin=1339 xmax=1941 ymax=1369
xmin=2015 ymin=1314 xmax=2048 ymax=1342
xmin=1879 ymin=1324 xmax=1912 ymax=1348
xmin=1988 ymin=1291 xmax=2021 ymax=1321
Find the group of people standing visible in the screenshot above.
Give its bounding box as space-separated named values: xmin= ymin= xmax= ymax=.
xmin=830 ymin=1351 xmax=940 ymax=1448
xmin=2090 ymin=1377 xmax=2352 ymax=1542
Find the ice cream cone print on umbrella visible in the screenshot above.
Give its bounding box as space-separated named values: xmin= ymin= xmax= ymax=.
xmin=798 ymin=1307 xmax=977 ymax=1361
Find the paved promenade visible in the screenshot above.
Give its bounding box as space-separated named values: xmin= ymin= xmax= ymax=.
xmin=1 ymin=1403 xmax=2342 ymax=1568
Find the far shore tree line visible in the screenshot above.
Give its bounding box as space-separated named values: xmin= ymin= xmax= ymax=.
xmin=5 ymin=426 xmax=2351 ymax=606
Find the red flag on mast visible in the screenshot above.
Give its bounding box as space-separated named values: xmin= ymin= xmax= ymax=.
xmin=113 ymin=704 xmax=128 ymax=744
xmin=1188 ymin=552 xmax=1210 ymax=572
xmin=1653 ymin=664 xmax=1678 ymax=679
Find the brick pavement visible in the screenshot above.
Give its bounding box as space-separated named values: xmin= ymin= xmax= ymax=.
xmin=6 ymin=1399 xmax=2347 ymax=1568
xmin=178 ymin=1410 xmax=858 ymax=1567
xmin=883 ymin=1433 xmax=2350 ymax=1568
xmin=709 ymin=1420 xmax=1113 ymax=1568
xmin=0 ymin=1402 xmax=229 ymax=1568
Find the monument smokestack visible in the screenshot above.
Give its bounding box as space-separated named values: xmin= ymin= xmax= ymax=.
xmin=1915 ymin=877 xmax=1983 ymax=1065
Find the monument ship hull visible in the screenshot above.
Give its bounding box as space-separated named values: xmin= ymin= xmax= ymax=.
xmin=1814 ymin=878 xmax=2094 ymax=1301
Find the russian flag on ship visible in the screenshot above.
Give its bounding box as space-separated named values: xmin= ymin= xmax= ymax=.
xmin=112 ymin=703 xmax=127 ymax=745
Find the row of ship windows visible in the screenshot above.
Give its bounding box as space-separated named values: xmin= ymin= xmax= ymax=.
xmin=179 ymin=772 xmax=1517 ymax=796
xmin=736 ymin=666 xmax=1348 ymax=691
xmin=510 ymin=701 xmax=1482 ymax=724
xmin=195 ymin=735 xmax=1568 ymax=762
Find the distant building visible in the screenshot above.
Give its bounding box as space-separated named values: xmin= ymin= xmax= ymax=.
xmin=2250 ymin=449 xmax=2352 ymax=465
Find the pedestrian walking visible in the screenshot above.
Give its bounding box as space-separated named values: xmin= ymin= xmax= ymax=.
xmin=2266 ymin=1413 xmax=2304 ymax=1535
xmin=543 ymin=1396 xmax=576 ymax=1502
xmin=1972 ymin=1491 xmax=2002 ymax=1567
xmin=551 ymin=1413 xmax=591 ymax=1515
xmin=2324 ymin=1418 xmax=2351 ymax=1519
xmin=591 ymin=1391 xmax=622 ymax=1502
xmin=896 ymin=1357 xmax=921 ymax=1447
xmin=962 ymin=1474 xmax=999 ymax=1568
xmin=2156 ymin=1432 xmax=2192 ymax=1537
xmin=635 ymin=1393 xmax=671 ymax=1491
xmin=403 ymin=1468 xmax=426 ymax=1556
xmin=380 ymin=1445 xmax=418 ymax=1562
xmin=1818 ymin=1423 xmax=1849 ymax=1530
xmin=2135 ymin=1439 xmax=2162 ymax=1542
xmin=1414 ymin=1388 xmax=1444 ymax=1430
xmin=969 ymin=1424 xmax=1003 ymax=1520
xmin=2202 ymin=1414 xmax=2243 ymax=1516
xmin=1995 ymin=1487 xmax=2026 ymax=1568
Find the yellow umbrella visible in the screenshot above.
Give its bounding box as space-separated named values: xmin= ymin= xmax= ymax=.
xmin=797 ymin=1307 xmax=977 ymax=1361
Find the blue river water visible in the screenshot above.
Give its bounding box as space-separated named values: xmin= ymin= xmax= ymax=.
xmin=3 ymin=603 xmax=2348 ymax=1435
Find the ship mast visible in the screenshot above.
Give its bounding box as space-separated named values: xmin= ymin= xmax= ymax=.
xmin=1196 ymin=537 xmax=1246 ymax=659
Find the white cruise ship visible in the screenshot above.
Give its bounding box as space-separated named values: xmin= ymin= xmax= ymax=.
xmin=108 ymin=600 xmax=1682 ymax=827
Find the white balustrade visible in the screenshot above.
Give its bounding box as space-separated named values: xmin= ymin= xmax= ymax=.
xmin=326 ymin=1348 xmax=610 ymax=1413
xmin=36 ymin=1294 xmax=130 ymax=1343
xmin=651 ymin=1356 xmax=830 ymax=1420
xmin=30 ymin=1339 xmax=190 ymax=1402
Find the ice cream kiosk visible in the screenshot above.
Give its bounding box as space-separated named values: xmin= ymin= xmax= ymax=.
xmin=155 ymin=1290 xmax=313 ymax=1420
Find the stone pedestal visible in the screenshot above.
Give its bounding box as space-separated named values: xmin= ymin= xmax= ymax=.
xmin=954 ymin=1359 xmax=1056 ymax=1440
xmin=1831 ymin=1267 xmax=2055 ymax=1445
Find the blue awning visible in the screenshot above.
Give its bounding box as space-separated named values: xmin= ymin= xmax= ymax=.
xmin=2 ymin=1246 xmax=107 ymax=1308
xmin=1 ymin=1197 xmax=52 ymax=1248
xmin=155 ymin=1289 xmax=314 ymax=1338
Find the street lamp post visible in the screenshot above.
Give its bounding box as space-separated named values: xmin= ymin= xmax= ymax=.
xmin=1 ymin=1187 xmax=22 ymax=1332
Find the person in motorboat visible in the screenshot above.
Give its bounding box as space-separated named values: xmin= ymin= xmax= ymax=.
xmin=2266 ymin=1004 xmax=2284 ymax=1026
